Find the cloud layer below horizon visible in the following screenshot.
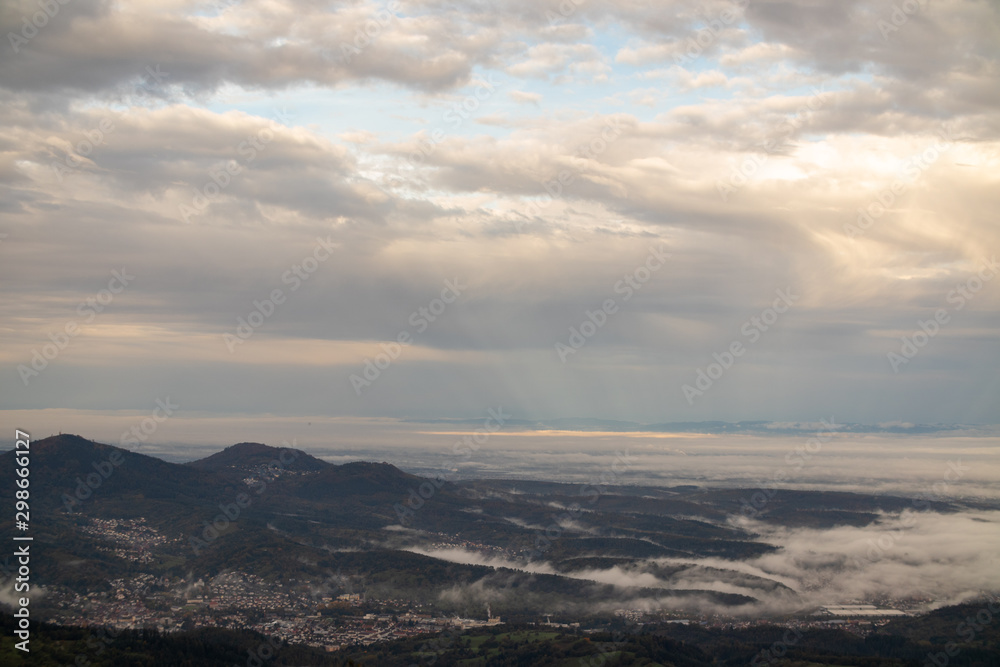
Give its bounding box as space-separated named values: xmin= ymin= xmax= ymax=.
xmin=403 ymin=509 xmax=1000 ymax=615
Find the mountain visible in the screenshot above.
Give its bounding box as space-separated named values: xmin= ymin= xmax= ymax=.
xmin=289 ymin=461 xmax=428 ymax=499
xmin=186 ymin=441 xmax=330 ymax=474
xmin=5 ymin=432 xmax=976 ymax=624
xmin=3 ymin=434 xmax=227 ymax=510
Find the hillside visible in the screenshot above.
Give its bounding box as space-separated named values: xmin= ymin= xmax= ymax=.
xmin=3 ymin=433 xmax=984 ymax=623
xmin=186 ymin=441 xmax=330 ymax=474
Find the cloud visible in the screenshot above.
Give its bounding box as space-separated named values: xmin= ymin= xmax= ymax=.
xmin=0 ymin=0 xmax=492 ymax=95
xmin=1 ymin=0 xmax=998 ymax=425
xmin=506 ymin=43 xmax=607 ymax=80
xmin=406 ymin=509 xmax=1000 ymax=615
xmin=508 ymin=90 xmax=542 ymax=105
xmin=741 ymin=509 xmax=1000 ymax=609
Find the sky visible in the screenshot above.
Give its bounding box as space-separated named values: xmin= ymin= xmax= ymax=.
xmin=2 ymin=0 xmax=999 ymax=442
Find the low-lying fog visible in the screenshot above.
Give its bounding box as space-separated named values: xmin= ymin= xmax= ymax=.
xmin=5 ymin=414 xmax=997 ymax=615
xmin=406 ymin=508 xmax=1000 ymax=615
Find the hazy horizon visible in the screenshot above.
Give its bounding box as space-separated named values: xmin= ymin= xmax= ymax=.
xmin=10 ymin=425 xmax=1000 ymax=502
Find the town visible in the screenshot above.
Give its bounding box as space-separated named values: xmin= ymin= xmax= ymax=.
xmin=39 ymin=517 xmax=926 ymax=655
